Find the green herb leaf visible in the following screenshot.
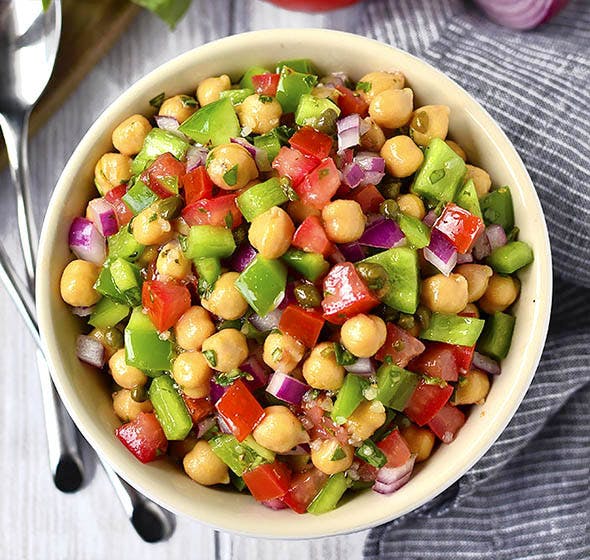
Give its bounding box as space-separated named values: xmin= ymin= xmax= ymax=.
xmin=259 ymin=95 xmax=274 ymax=104
xmin=131 ymin=0 xmax=192 ymax=29
xmin=181 ymin=95 xmax=198 ymax=107
xmin=224 ymin=211 xmax=234 ymax=229
xmin=203 ymin=349 xmax=217 ymax=367
xmin=355 ymin=440 xmax=387 ymax=468
xmin=215 ymin=369 xmax=252 ymax=387
xmin=223 ymin=164 xmax=239 ymax=187
xmin=356 ymin=81 xmax=372 ymax=93
xmin=334 ymin=342 xmax=357 ymax=366
xmin=271 ymin=347 xmax=283 ymax=361
xmin=149 ymin=92 xmax=166 ymax=110
xmin=331 ymin=446 xmax=346 ymax=461
xmin=422 ymin=375 xmax=447 ymax=388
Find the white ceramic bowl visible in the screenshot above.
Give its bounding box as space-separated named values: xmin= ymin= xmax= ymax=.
xmin=37 ymin=29 xmax=552 ymax=539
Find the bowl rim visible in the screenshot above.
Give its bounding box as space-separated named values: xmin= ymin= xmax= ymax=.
xmin=36 ymin=28 xmax=552 ymax=539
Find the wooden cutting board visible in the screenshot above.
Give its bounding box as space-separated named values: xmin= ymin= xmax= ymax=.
xmin=0 ymin=0 xmax=139 ymax=165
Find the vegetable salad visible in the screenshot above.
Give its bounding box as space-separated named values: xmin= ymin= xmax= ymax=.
xmin=61 ymin=59 xmax=533 ymax=514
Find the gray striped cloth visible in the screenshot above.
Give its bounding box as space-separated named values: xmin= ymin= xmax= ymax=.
xmin=348 ymin=1 xmax=590 ymax=558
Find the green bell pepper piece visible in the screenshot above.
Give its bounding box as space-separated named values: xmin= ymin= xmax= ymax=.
xmin=88 ymin=298 xmax=129 ymax=329
xmin=456 ymin=178 xmax=483 ymax=219
xmin=193 ymin=256 xmax=221 ymax=284
xmin=184 ymin=225 xmax=236 ymax=259
xmin=95 ymin=264 xmax=126 ymax=304
xmin=420 ymin=312 xmax=485 ymax=347
xmin=253 ymin=129 xmax=282 ymax=163
xmin=307 ymin=472 xmax=350 ymax=515
xmin=219 ymin=88 xmax=254 ymax=106
xmin=398 ymin=214 xmax=431 ymax=249
xmin=236 ymin=177 xmax=289 ymax=221
xmin=487 ymin=241 xmax=533 ymax=274
xmin=122 ymin=180 xmax=158 ymax=215
xmin=235 ymin=255 xmax=287 ymax=316
xmin=124 ymin=308 xmax=173 ymax=371
xmin=240 ymin=65 xmax=271 ymax=90
xmin=355 ymin=440 xmax=387 ymax=469
xmin=477 ymin=311 xmax=516 ymax=361
xmin=109 ymin=258 xmax=142 ymax=307
xmin=276 ymin=59 xmax=316 ymax=74
xmin=481 ymin=186 xmax=514 ymax=231
xmin=360 ymin=247 xmax=420 ymax=314
xmin=411 ymin=138 xmax=467 ymax=204
xmin=107 ymin=227 xmax=145 ymax=261
xmin=331 ymin=374 xmax=368 ymax=425
xmin=148 ymin=374 xmax=192 ymax=441
xmin=294 ymin=94 xmax=340 ymax=129
xmin=209 ymin=434 xmax=274 ymax=476
xmin=276 ymin=67 xmax=318 ymax=113
xmin=281 ymin=249 xmax=329 ymax=282
xmin=132 ymin=128 xmax=189 ymax=175
xmin=178 ymin=97 xmax=240 ymax=146
xmin=375 ymin=363 xmax=420 ymax=411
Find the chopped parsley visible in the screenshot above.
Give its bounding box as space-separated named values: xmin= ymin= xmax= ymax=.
xmin=214 ymin=369 xmax=253 ymax=387
xmin=223 ymin=164 xmax=239 ymax=187
xmin=181 ymin=95 xmax=197 ymax=107
xmin=422 ymin=375 xmax=447 ymax=388
xmin=259 ymin=95 xmax=274 ymax=104
xmin=224 ymin=211 xmax=234 ymax=229
xmin=331 ymin=446 xmax=347 ymax=461
xmin=149 ymin=92 xmax=165 ymax=109
xmin=356 ymin=81 xmax=372 ymax=93
xmin=203 ymin=349 xmax=217 ymax=367
xmin=334 ymin=342 xmax=357 ymax=366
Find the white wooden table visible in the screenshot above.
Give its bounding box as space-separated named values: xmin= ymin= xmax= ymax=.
xmin=0 ymin=1 xmax=382 ymax=557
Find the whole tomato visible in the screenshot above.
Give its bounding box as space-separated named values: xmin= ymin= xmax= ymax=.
xmin=264 ymin=0 xmax=361 ymax=12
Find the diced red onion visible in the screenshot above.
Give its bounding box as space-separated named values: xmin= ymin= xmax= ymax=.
xmin=456 ymin=252 xmax=474 ymax=265
xmin=154 ymin=115 xmax=180 ymax=131
xmin=249 ymin=308 xmax=283 ymax=332
xmin=338 ymin=241 xmax=366 ymax=262
xmin=228 ymin=243 xmax=257 ymax=272
xmin=327 ymin=246 xmax=346 ymax=264
xmin=76 ymin=335 xmax=105 ymax=368
xmin=185 ymin=145 xmax=208 ymax=172
xmin=337 ymin=114 xmax=361 ymax=152
xmin=486 ymin=224 xmax=508 ymax=251
xmin=342 ymin=162 xmax=365 ymax=189
xmin=266 ymin=371 xmax=310 ymax=405
xmin=240 ymin=356 xmax=269 ymax=391
xmin=323 ymin=71 xmax=348 ymax=88
xmin=424 ymin=229 xmax=457 ymax=276
xmin=87 ymin=198 xmax=119 ymax=237
xmin=354 ymin=152 xmax=386 ymax=186
xmin=360 ymin=118 xmax=372 ymax=136
xmin=196 ymin=416 xmax=216 ymax=439
xmin=230 ymin=137 xmax=271 ymax=172
xmin=216 ymin=414 xmax=233 ymax=434
xmin=344 ymin=358 xmax=374 ymax=375
xmin=71 ymin=306 xmax=94 ymax=317
xmin=423 ymin=210 xmax=438 ymax=228
xmin=68 ymin=217 xmax=106 ymax=265
xmin=210 ymin=382 xmax=227 ymax=405
xmin=472 ymin=230 xmax=492 ymax=261
xmin=359 ymin=218 xmax=406 ymax=249
xmin=373 ymin=454 xmax=416 ymax=495
xmin=261 ymin=498 xmax=288 ymax=510
xmin=474 ymin=0 xmax=568 ymax=30
xmin=472 ymin=351 xmax=502 ymax=375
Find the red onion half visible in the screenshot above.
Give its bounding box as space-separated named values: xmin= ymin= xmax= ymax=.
xmin=475 ymin=0 xmax=569 ymax=30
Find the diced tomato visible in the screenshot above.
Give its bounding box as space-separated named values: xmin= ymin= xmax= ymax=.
xmin=181 ymin=166 xmax=214 ymax=205
xmin=450 ymin=344 xmax=475 ymax=373
xmin=321 ymin=263 xmax=380 ymax=324
xmin=335 ymin=85 xmax=369 ymax=118
xmin=348 ymin=184 xmax=385 ymax=213
xmin=404 ymin=381 xmax=454 ymax=426
xmin=356 ymin=460 xmax=378 ymax=482
xmin=407 ymin=343 xmax=459 ymax=382
xmin=428 ymin=404 xmax=466 ymax=444
xmin=252 ymin=73 xmax=280 ymax=96
xmin=433 ymin=203 xmax=485 ymax=254
xmin=289 ymin=127 xmax=333 ymax=160
xmin=215 ymin=379 xmax=265 ymax=442
xmin=142 ymin=280 xmax=191 ymax=333
xmin=104 ymin=185 xmax=133 ymax=226
xmin=279 ymin=304 xmax=325 ymax=348
xmin=295 ymin=158 xmax=341 ymax=209
xmin=181 ymin=395 xmax=214 ymax=424
xmin=272 ymin=147 xmax=320 ymax=187
xmin=376 ymin=428 xmax=411 ymax=468
xmin=181 ymin=194 xmax=243 ymax=229
xmin=282 ymin=468 xmax=329 ymax=514
xmin=292 ymin=215 xmax=335 ymax=256
xmin=375 ymin=323 xmax=426 ymax=366
xmin=115 ymin=412 xmax=167 ymax=464
xmin=302 ymin=405 xmax=350 ymax=445
xmin=459 ymin=308 xmax=479 ymax=318
xmin=141 ymin=152 xmax=185 ymax=199
xmin=243 ymin=461 xmax=292 ymax=502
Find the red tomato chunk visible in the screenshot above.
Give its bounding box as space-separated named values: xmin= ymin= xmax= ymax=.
xmin=182 ymin=194 xmax=242 ymax=229
xmin=294 ymin=157 xmax=341 ymax=209
xmin=434 ymin=203 xmax=485 ymax=254
xmin=348 ymin=184 xmax=385 ymax=213
xmin=283 ymin=468 xmax=329 ymax=514
xmin=104 ymin=185 xmax=133 ymax=227
xmin=115 ymin=412 xmax=168 ymax=464
xmin=142 ymin=280 xmax=191 ymax=333
xmin=428 ymin=404 xmax=466 ymax=444
xmin=408 ymin=342 xmax=459 ymax=382
xmin=289 ymin=126 xmax=333 ymax=160
xmin=279 ymin=304 xmax=325 ymax=348
xmin=182 ymin=395 xmax=214 ymax=424
xmin=243 ymin=461 xmax=292 ymax=502
xmin=181 ymin=166 xmax=214 ymax=205
xmin=252 ymin=73 xmax=280 ymax=96
xmin=141 ymin=152 xmax=185 ymax=199
xmin=404 ymin=381 xmax=454 ymax=426
xmin=375 ymin=323 xmax=426 ymax=367
xmin=272 ymin=146 xmax=320 ymax=186
xmin=335 ymin=85 xmax=369 ymax=117
xmin=215 ymin=380 xmax=265 ymax=442
xmin=377 ymin=428 xmax=411 ymax=468
xmin=292 ymin=215 xmax=335 ymax=256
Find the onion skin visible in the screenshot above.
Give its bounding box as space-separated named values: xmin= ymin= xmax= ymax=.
xmin=475 ymin=0 xmax=569 ymax=30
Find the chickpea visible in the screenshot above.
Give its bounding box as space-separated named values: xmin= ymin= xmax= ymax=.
xmin=446 ymin=140 xmax=467 ymax=161
xmin=200 ymin=272 xmax=248 ymax=321
xmin=400 ymin=425 xmax=436 ymax=463
xmin=322 ymin=200 xmax=366 ymax=244
xmin=478 ymin=274 xmax=520 ymax=314
xmin=311 ymin=439 xmax=354 ymax=475
xmin=340 ymin=314 xmax=387 ymax=358
xmin=183 ymin=440 xmax=230 ymax=486
xmin=409 ymin=105 xmax=450 ymax=147
xmin=380 ymin=135 xmax=424 ymax=178
xmin=136 ymin=245 xmax=159 ymax=268
xmin=109 ymin=349 xmax=147 ymax=389
xmin=358 ymin=71 xmax=405 ymax=102
xmin=112 ymin=389 xmax=153 ymax=422
xmin=421 ymin=273 xmax=469 ymax=314
xmin=131 ymin=203 xmax=173 ymax=246
xmin=248 ymin=206 xmax=295 ymax=259
xmin=252 ymin=406 xmax=309 ymax=453
xmin=237 ymin=94 xmax=283 ymax=135
xmin=455 ymin=264 xmax=493 ymax=303
xmin=263 ymin=332 xmax=305 ymax=374
xmin=360 ymin=119 xmax=386 ymax=152
xmin=156 ymin=240 xmax=191 ymax=280
xmin=287 ymin=200 xmax=320 ymax=224
xmin=302 ymin=342 xmax=345 ymax=391
xmin=461 ymin=303 xmax=480 ymax=317
xmin=196 ymin=74 xmax=231 ymax=106
xmin=206 ymin=143 xmax=258 ymax=190
xmin=465 ymin=165 xmax=492 ymax=197
xmin=94 ymin=153 xmax=132 ymax=195
xmin=159 ymin=94 xmax=197 ymax=124
xmin=396 ymin=193 xmax=426 ymax=220
xmin=345 ymin=400 xmax=386 ymax=441
xmin=174 ymin=306 xmax=215 ymax=351
xmin=111 ymin=114 xmax=152 ymax=156
xmin=201 ymin=329 xmax=248 ymax=372
xmin=60 ymin=260 xmax=101 ymax=307
xmin=453 ymin=370 xmax=491 ymax=405
xmin=172 ymin=352 xmax=212 ymax=398
xmin=369 ymin=87 xmax=413 ymax=130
